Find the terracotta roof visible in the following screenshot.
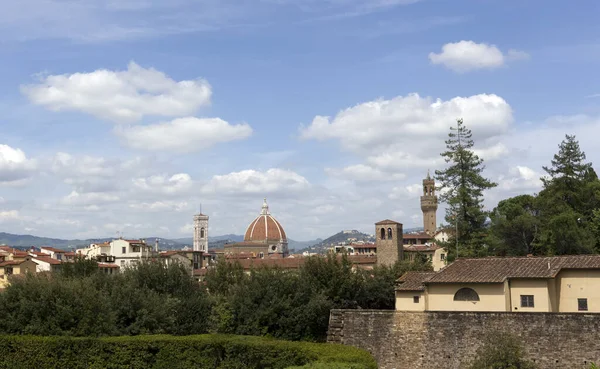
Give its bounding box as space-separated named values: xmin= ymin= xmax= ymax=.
xmin=41 ymin=247 xmax=65 ymax=253
xmin=227 ymin=241 xmax=272 ymax=247
xmin=396 ymin=272 xmax=436 ymax=291
xmin=427 ymin=255 xmax=600 ymax=284
xmin=404 ymin=244 xmax=441 ymax=252
xmin=375 ymin=219 xmax=402 ymax=225
xmin=352 ymin=244 xmax=377 ymax=249
xmin=65 ymin=252 xmax=76 ymax=257
xmin=233 ymin=257 xmax=305 ymax=270
xmin=0 ymin=260 xmax=27 ymax=266
xmin=402 ymin=232 xmax=432 ymax=240
xmin=244 ymin=214 xmax=287 ymax=243
xmin=33 ymin=257 xmax=62 ymax=265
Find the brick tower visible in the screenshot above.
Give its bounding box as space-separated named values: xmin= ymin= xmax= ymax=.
xmin=420 ymin=171 xmax=438 ymax=235
xmin=375 ymin=219 xmax=403 ymax=266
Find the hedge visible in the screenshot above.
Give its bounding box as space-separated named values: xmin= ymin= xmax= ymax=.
xmin=0 ymin=334 xmax=376 ymax=369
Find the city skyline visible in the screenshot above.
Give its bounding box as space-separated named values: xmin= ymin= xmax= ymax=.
xmin=1 ymin=0 xmax=600 ymax=241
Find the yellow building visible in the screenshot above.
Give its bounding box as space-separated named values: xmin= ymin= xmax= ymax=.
xmin=396 ymin=255 xmax=600 ymax=313
xmin=0 ymin=256 xmax=37 ymax=289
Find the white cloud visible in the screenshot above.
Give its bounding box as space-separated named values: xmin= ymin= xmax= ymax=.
xmin=325 ymin=164 xmax=406 ymax=181
xmin=21 ymin=62 xmax=212 ymax=123
xmin=129 ymin=201 xmax=190 ymax=212
xmin=60 ymin=191 xmax=121 ymax=206
xmin=300 ymin=93 xmax=512 ymax=179
xmin=0 ymin=210 xmax=21 ymax=222
xmin=0 ymin=144 xmax=37 ymax=185
xmin=389 ymin=184 xmax=422 ymax=200
xmin=473 ymin=142 xmax=510 ymax=161
xmin=429 ymin=41 xmax=529 ymax=72
xmin=492 ymin=166 xmax=543 ymax=198
xmin=132 ymin=174 xmax=193 ymax=195
xmin=202 ymin=168 xmax=311 ymax=194
xmin=115 ymin=117 xmax=253 ymax=152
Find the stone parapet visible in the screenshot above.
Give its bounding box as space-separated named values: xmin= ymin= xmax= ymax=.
xmin=327 ymin=309 xmax=600 ymax=369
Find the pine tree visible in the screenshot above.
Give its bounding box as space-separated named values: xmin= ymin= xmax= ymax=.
xmin=435 ymin=118 xmax=497 ymax=259
xmin=537 ymin=134 xmax=597 ymax=254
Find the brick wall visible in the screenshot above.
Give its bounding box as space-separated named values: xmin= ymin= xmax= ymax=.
xmin=327 ymin=310 xmax=600 ymax=369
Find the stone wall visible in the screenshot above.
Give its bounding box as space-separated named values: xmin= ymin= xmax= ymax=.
xmin=327 ymin=310 xmax=600 ymax=369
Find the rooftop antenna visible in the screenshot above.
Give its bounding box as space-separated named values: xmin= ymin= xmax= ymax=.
xmin=199 ymin=203 xmax=202 ymax=214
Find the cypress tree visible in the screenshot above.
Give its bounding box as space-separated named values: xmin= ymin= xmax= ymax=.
xmin=435 ymin=118 xmax=497 ymax=259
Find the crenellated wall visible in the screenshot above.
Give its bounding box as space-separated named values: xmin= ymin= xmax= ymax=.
xmin=327 ymin=310 xmax=600 ymax=369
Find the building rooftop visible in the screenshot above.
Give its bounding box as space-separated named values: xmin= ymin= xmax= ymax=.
xmin=404 ymin=244 xmax=441 ymax=252
xmin=33 ymin=256 xmax=62 ymax=265
xmin=396 ymin=272 xmax=436 ymax=291
xmin=41 ymin=246 xmax=66 ymax=253
xmin=375 ymin=219 xmax=402 ymax=225
xmin=426 ymin=255 xmax=600 ymax=284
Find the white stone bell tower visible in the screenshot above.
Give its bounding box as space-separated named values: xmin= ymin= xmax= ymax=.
xmin=193 ymin=209 xmax=209 ymax=252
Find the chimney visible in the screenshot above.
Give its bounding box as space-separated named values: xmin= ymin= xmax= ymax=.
xmin=155 ymin=239 xmax=159 ymax=253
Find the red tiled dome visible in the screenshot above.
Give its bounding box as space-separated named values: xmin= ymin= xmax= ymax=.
xmin=243 ymin=199 xmax=287 ymax=243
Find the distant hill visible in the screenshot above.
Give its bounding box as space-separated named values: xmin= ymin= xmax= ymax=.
xmin=0 ymin=232 xmax=186 ymax=250
xmin=0 ymin=232 xmax=319 ymax=253
xmin=301 ymin=230 xmax=375 ymax=254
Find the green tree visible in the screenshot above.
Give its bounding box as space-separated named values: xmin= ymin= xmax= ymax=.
xmin=537 ymin=135 xmax=597 ymax=254
xmin=469 ymin=331 xmax=536 ymax=369
xmin=488 ymin=195 xmax=541 ymax=256
xmin=435 ymin=118 xmax=497 ymax=260
xmin=60 ymin=256 xmax=100 ymax=278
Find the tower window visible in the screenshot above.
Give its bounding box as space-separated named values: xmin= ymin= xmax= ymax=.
xmin=380 ymin=228 xmax=386 ymax=240
xmin=387 ymin=228 xmax=393 ymax=239
xmin=200 ymin=228 xmax=205 ymax=238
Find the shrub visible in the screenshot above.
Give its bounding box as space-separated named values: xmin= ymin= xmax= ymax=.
xmin=469 ymin=331 xmax=536 ymax=369
xmin=0 ymin=334 xmax=376 ymax=369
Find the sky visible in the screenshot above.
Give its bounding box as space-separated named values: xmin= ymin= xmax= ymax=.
xmin=1 ymin=0 xmax=600 ymax=241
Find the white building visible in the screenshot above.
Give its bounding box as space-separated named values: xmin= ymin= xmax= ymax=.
xmin=76 ymin=239 xmax=152 ymax=269
xmin=193 ymin=212 xmax=209 ymax=252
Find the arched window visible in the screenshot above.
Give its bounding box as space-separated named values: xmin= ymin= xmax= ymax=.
xmin=387 ymin=228 xmax=393 ymax=239
xmin=380 ymin=228 xmax=386 ymax=240
xmin=200 ymin=228 xmax=205 ymax=238
xmin=453 ymin=288 xmax=480 ymax=302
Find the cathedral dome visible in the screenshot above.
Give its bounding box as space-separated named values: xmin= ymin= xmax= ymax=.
xmin=244 ymin=198 xmax=287 ymax=243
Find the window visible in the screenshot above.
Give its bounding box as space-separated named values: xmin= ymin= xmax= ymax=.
xmin=120 ymin=260 xmax=125 ymax=267
xmin=521 ymin=295 xmax=535 ymax=308
xmin=122 ymin=247 xmax=126 ymax=254
xmin=132 ymin=246 xmax=140 ymax=253
xmin=380 ymin=228 xmax=386 ymax=240
xmin=200 ymin=228 xmax=205 ymax=238
xmin=413 ymin=296 xmax=420 ymax=304
xmin=440 ymin=253 xmax=446 ymax=261
xmin=578 ymin=298 xmax=588 ymax=311
xmin=56 ymin=254 xmax=62 ymax=261
xmin=387 ymin=228 xmax=393 ymax=239
xmin=454 ymin=288 xmax=480 ymax=302
xmin=5 ymin=267 xmax=13 ymax=275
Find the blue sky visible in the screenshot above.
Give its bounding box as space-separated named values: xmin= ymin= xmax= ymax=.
xmin=1 ymin=0 xmax=600 ymax=241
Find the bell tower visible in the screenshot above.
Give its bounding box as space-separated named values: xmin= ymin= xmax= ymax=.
xmin=375 ymin=219 xmax=403 ymax=266
xmin=420 ymin=171 xmax=438 ymax=235
xmin=193 ymin=208 xmax=209 ymax=253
